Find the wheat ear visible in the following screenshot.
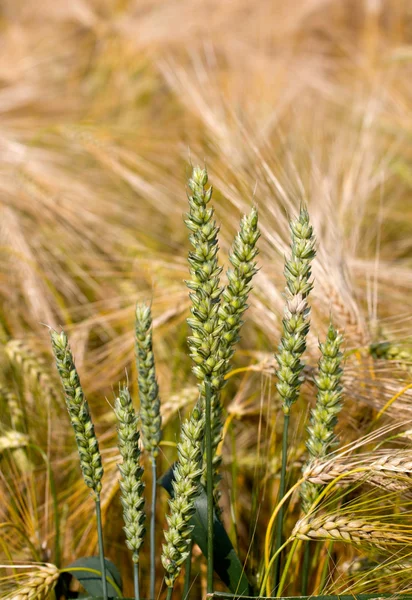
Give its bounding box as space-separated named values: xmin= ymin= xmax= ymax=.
xmin=6 ymin=339 xmax=58 ymax=407
xmin=10 ymin=564 xmax=59 ymax=600
xmin=293 ymin=514 xmax=406 ymax=546
xmin=115 ymin=385 xmax=145 ymax=600
xmin=50 ymin=330 xmax=103 ymax=494
xmin=161 ymin=402 xmax=204 ymax=596
xmin=301 ymin=324 xmax=344 ymax=512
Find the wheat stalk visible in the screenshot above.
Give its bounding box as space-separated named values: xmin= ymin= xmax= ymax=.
xmin=135 ymin=302 xmax=162 ymax=600
xmin=50 ymin=329 xmax=108 ymax=600
xmin=115 ymin=385 xmax=145 ymax=600
xmin=272 ymin=207 xmax=316 ymax=590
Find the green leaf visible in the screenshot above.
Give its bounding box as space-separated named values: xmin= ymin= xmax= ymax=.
xmin=64 ymin=556 xmax=123 ymax=598
xmin=159 ymin=464 xmax=250 ymax=596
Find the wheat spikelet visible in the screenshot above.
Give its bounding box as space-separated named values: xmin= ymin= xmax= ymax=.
xmin=7 ymin=564 xmax=59 ymax=600
xmin=5 ymin=340 xmax=58 ymax=407
xmin=293 ymin=514 xmax=405 ymax=545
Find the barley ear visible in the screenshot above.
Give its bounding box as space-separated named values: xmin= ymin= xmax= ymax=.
xmin=10 ymin=563 xmax=60 ymax=600
xmin=50 ymin=330 xmax=103 ymax=495
xmin=161 ymin=402 xmax=204 ymax=590
xmin=301 ymin=323 xmax=344 ymax=512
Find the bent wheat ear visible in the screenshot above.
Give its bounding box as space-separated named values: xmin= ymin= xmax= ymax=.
xmin=301 ymin=323 xmax=344 ymax=512
xmin=293 ymin=514 xmax=407 ymax=546
xmin=50 ymin=330 xmax=103 ymax=495
xmin=115 ymin=385 xmax=146 ymax=563
xmin=161 ymin=402 xmax=204 ymax=589
xmin=10 ymin=563 xmax=59 ymax=600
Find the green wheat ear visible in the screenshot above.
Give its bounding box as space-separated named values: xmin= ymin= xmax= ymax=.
xmin=276 ymin=207 xmax=316 ymax=414
xmin=115 ymin=385 xmax=146 ymax=562
xmin=135 ymin=303 xmax=162 ymax=458
xmin=185 ymin=166 xmax=260 ymax=505
xmin=301 ymin=323 xmax=344 ymax=512
xmin=50 ymin=329 xmax=103 ymax=495
xmin=161 ymin=402 xmax=204 ymax=590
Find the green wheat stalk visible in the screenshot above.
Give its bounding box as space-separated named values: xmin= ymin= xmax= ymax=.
xmin=186 ymin=166 xmax=260 ymax=508
xmin=115 ymin=385 xmax=146 ymax=600
xmin=272 ymin=207 xmax=316 ymax=592
xmin=50 ymin=329 xmax=108 ymax=600
xmin=135 ymin=303 xmax=162 ymax=600
xmin=300 ymin=323 xmax=344 ymax=593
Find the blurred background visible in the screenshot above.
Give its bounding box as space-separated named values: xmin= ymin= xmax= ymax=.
xmin=1 ymin=0 xmax=412 ymax=597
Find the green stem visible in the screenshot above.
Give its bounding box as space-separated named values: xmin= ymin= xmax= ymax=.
xmin=28 ymin=443 xmax=61 ymax=566
xmin=301 ymin=541 xmax=311 ymax=595
xmin=277 ymin=537 xmax=299 ymax=597
xmin=318 ymin=541 xmax=334 ymax=593
xmin=259 ymin=538 xmax=291 ymax=597
xmin=95 ymin=496 xmax=108 ymax=600
xmin=150 ymin=458 xmax=157 ymax=600
xmin=134 ymin=562 xmax=140 ymax=600
xmin=166 ymin=586 xmax=173 ymax=600
xmin=273 ymin=411 xmax=290 ymax=592
xmin=205 ymin=379 xmax=214 ymax=594
xmin=183 ymin=538 xmax=193 ymax=600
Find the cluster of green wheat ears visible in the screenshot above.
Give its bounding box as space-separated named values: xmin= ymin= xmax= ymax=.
xmin=4 ymin=165 xmax=412 ymax=600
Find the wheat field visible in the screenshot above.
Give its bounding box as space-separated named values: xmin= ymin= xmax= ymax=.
xmin=1 ymin=1 xmax=412 ymax=598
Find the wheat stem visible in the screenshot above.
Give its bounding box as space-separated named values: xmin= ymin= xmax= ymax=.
xmin=205 ymin=379 xmax=214 ymax=594
xmin=150 ymin=459 xmax=157 ymax=600
xmin=95 ymin=497 xmax=108 ymax=600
